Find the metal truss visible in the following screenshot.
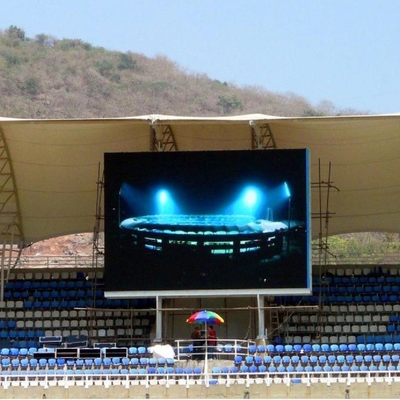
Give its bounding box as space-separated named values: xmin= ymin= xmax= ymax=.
xmin=250 ymin=121 xmax=277 ymax=149
xmin=0 ymin=127 xmax=23 ymax=300
xmin=150 ymin=123 xmax=178 ymax=151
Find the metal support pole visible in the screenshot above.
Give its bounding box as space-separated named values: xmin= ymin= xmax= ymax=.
xmin=155 ymin=295 xmax=163 ymax=342
xmin=257 ymin=294 xmax=266 ymax=339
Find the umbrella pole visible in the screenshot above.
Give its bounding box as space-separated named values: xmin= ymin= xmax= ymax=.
xmin=204 ymin=321 xmax=209 ymax=387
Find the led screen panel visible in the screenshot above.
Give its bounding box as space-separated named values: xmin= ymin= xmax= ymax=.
xmin=104 ymin=149 xmax=311 ymax=298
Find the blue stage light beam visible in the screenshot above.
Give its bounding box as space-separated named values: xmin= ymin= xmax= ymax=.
xmin=283 ymin=182 xmax=291 ymax=198
xmin=155 ymin=188 xmax=179 ymax=215
xmin=119 ymin=182 xmax=145 ymax=219
xmin=244 ymin=188 xmax=258 ymax=207
xmin=224 ymin=185 xmax=265 ymax=217
xmin=283 ymin=182 xmax=292 ymax=253
xmin=157 ymin=189 xmax=168 ymax=205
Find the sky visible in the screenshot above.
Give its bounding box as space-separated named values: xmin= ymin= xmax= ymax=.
xmin=1 ymin=0 xmax=399 ymax=115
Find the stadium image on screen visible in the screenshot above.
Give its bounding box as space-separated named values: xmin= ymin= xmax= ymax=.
xmin=104 ymin=149 xmax=311 ymax=298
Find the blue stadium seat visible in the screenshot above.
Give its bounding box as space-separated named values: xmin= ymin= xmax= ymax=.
xmin=154 ymin=357 xmax=164 ymax=367
xmin=359 ymin=365 xmax=368 ymax=372
xmin=228 ymin=366 xmax=238 ymax=374
xmin=128 ymin=346 xmax=137 ymax=356
xmin=318 ymin=355 xmax=327 ymax=366
xmin=258 ymin=365 xmax=267 ymax=373
xmin=254 ymin=355 xmax=263 ymax=366
xmin=373 ymin=354 xmax=382 ymax=364
xmin=248 ymin=344 xmax=257 ymax=354
xmin=357 ymin=343 xmax=366 ymax=352
xmin=375 ymin=343 xmax=384 ymax=353
xmin=147 ymin=366 xmax=156 ymax=375
xmin=366 ymin=343 xmax=375 ymax=352
xmin=384 ymin=343 xmax=394 ymax=352
xmin=223 ymin=343 xmax=232 ymax=353
xmin=291 ymin=355 xmax=299 ymax=366
xmin=263 ymin=355 xmax=271 ymax=366
xmin=240 ymin=365 xmax=249 ymax=373
xmin=139 ymin=357 xmax=148 ymax=366
xmin=295 ymin=365 xmax=304 ymax=373
xmin=272 ymin=355 xmax=281 ymax=365
xmin=20 ymin=358 xmax=29 ymax=370
xmin=18 ymin=348 xmax=28 ymax=357
xmin=256 ymin=344 xmax=265 ymax=353
xmin=266 ymin=344 xmax=275 ymax=353
xmin=309 ymin=355 xmax=318 ymax=366
xmin=193 ymin=366 xmax=202 ymax=375
xmin=336 ymin=355 xmax=345 ymax=366
xmin=314 ymin=365 xmax=323 ymax=372
xmin=363 ymin=355 xmax=372 ymax=366
xmin=345 ymin=354 xmax=354 ymax=365
xmin=339 ymin=344 xmax=348 ymax=353
xmin=281 ymin=355 xmax=290 ymax=366
xmin=292 ymin=344 xmax=302 ymax=354
xmin=174 ymin=366 xmax=184 ymax=375
xmin=348 ymin=343 xmax=357 ymax=353
xmin=244 ymin=355 xmax=254 ymax=366
xmin=320 ymin=344 xmax=330 ymax=353
xmin=300 ymin=355 xmax=309 ymax=366
xmin=341 ymin=365 xmax=350 ymax=372
xmin=330 ymin=344 xmax=339 ymax=353
xmin=284 ymin=344 xmax=293 ymax=354
xmin=10 ymin=358 xmax=20 ymax=370
xmin=394 ymin=342 xmax=400 ymax=351
xmin=275 ymin=344 xmax=284 ymax=353
xmin=355 ymin=355 xmax=363 ymax=366
xmin=302 ymin=343 xmax=312 ymax=353
xmin=312 ymin=343 xmax=320 ymax=353
xmin=103 ymin=357 xmax=112 ymax=367
xmin=327 ymin=355 xmax=336 ymax=366
xmin=382 ymin=354 xmax=391 ymax=365
xmin=130 ymin=357 xmax=139 ymax=367
xmin=84 ymin=359 xmax=93 ymax=368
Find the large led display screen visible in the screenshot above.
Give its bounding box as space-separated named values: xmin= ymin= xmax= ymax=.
xmin=104 ymin=149 xmax=311 ymax=298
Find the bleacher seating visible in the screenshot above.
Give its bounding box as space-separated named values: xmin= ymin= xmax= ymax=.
xmin=1 ymin=269 xmax=156 ymax=348
xmin=3 ymin=265 xmax=400 ymax=390
xmin=277 ymin=266 xmax=400 ymax=347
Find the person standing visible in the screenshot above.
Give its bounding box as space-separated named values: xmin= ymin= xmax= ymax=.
xmin=191 ymin=325 xmax=203 ymax=360
xmin=207 ymin=325 xmax=217 ymax=359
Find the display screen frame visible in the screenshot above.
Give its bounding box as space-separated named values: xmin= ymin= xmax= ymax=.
xmin=104 ymin=149 xmax=312 ymax=298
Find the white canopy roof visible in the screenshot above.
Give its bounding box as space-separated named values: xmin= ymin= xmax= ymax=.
xmin=0 ymin=113 xmax=399 ymax=245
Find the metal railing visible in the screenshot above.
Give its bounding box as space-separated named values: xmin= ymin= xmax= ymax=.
xmin=0 ymin=369 xmax=397 ymax=389
xmin=12 ymin=253 xmax=400 ymax=270
xmin=174 ymin=338 xmax=256 ymax=362
xmin=312 ymin=252 xmax=400 ymax=265
xmin=14 ymin=255 xmax=103 ymax=269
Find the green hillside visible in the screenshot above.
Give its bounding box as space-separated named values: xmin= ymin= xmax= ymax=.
xmin=0 ymin=25 xmax=360 ymax=119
